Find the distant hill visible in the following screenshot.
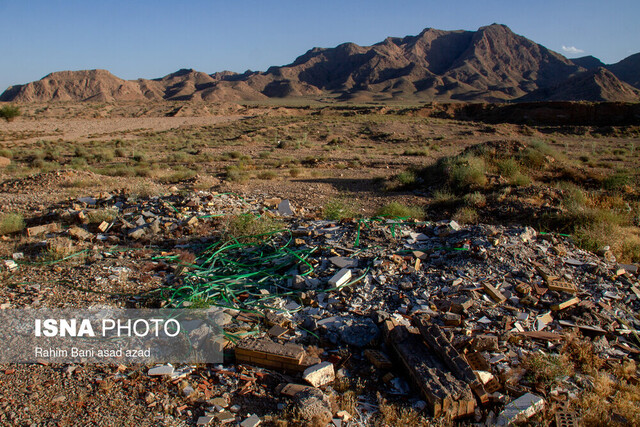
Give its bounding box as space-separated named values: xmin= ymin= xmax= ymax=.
xmin=518 ymin=68 xmax=640 ymax=102
xmin=570 ymin=55 xmax=606 ymax=70
xmin=607 ymin=52 xmax=640 ymax=89
xmin=1 ymin=24 xmax=639 ymax=103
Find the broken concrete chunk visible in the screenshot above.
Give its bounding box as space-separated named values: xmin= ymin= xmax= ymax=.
xmin=329 ymin=256 xmax=358 ymax=268
xmin=3 ymin=259 xmax=18 ymax=272
xmin=148 ymin=364 xmax=174 ymax=376
xmin=196 ymin=416 xmax=213 ymax=425
xmin=240 ymin=414 xmax=261 ymax=427
xmin=215 ymin=411 xmax=235 ymax=424
xmin=68 ymin=226 xmax=93 ymax=241
xmin=328 ymin=268 xmax=352 ymax=288
xmin=278 ymin=200 xmax=294 ymax=216
xmin=496 ymin=393 xmax=545 ymax=425
xmin=303 ymin=361 xmax=335 ymax=387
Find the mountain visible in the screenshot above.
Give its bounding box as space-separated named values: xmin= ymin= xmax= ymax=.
xmin=1 ymin=24 xmax=638 ymax=103
xmin=570 ymin=55 xmax=606 ymax=70
xmin=607 ymin=53 xmax=640 ymax=89
xmin=518 ymin=68 xmax=640 ymax=102
xmin=0 ymin=69 xmax=153 ymax=102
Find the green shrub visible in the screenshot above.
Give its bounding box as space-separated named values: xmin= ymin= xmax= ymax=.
xmin=0 ymin=105 xmax=21 ymax=122
xmin=224 ymin=214 xmax=282 ymax=244
xmin=0 ymin=213 xmax=25 ymax=235
xmin=257 ymin=170 xmax=278 ymax=180
xmin=602 ymin=171 xmax=631 ymax=191
xmin=496 ymin=158 xmax=519 ymax=178
xmin=453 ymin=207 xmax=478 ymax=224
xmin=225 ymin=165 xmax=249 ymax=183
xmin=323 ymin=199 xmax=357 ymax=220
xmin=395 ymin=170 xmax=417 ymax=186
xmin=376 ymin=202 xmax=424 ymax=219
xmin=448 ymin=156 xmax=487 ymax=190
xmin=464 ymin=191 xmax=486 ymax=207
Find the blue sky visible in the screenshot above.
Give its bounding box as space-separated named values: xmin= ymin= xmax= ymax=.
xmin=0 ymin=0 xmax=638 ymax=91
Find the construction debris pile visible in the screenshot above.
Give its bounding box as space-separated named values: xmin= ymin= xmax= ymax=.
xmin=1 ymin=189 xmax=639 ymax=426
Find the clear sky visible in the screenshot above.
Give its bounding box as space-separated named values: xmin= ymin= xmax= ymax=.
xmin=0 ymin=0 xmax=638 ymax=91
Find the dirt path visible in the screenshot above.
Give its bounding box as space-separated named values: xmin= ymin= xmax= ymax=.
xmin=0 ymin=115 xmax=246 ymax=143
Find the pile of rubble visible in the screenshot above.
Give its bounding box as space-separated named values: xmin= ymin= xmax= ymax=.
xmin=1 ymin=189 xmax=639 ymax=425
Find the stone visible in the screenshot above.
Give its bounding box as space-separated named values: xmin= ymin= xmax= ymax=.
xmin=496 ymin=393 xmax=545 ymax=425
xmin=240 ymin=414 xmax=261 ymax=427
xmin=329 ymin=256 xmax=358 ymax=268
xmin=472 ymin=335 xmax=499 ymax=352
xmin=303 ymin=362 xmax=335 ymax=387
xmin=148 ymin=365 xmax=174 ymax=376
xmin=338 ymin=317 xmax=379 ymax=347
xmin=196 ymin=416 xmax=213 ymax=425
xmin=278 ymin=200 xmax=294 ymax=216
xmin=128 ymin=227 xmax=146 ymax=239
xmin=215 ymin=411 xmax=235 ymax=424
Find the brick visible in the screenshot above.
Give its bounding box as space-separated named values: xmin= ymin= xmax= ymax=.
xmin=27 ymin=222 xmax=61 ymax=237
xmin=97 ymin=221 xmax=110 ymax=232
xmin=443 ymin=313 xmax=462 ymax=326
xmin=363 ymin=349 xmax=393 ymax=370
xmin=482 ymin=282 xmax=506 ymax=304
xmin=235 ymin=338 xmax=305 ymax=372
xmin=555 ymin=408 xmax=579 ymax=427
xmin=267 ymin=325 xmax=288 ymax=338
xmin=465 ymin=352 xmax=491 ymax=371
xmin=68 ymin=226 xmax=93 ymax=241
xmin=552 ymin=297 xmax=580 ymax=311
xmin=548 ymin=281 xmax=578 ymax=294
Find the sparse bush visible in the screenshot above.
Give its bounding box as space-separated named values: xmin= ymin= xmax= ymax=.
xmin=464 ymin=191 xmax=486 ymax=207
xmin=257 ymin=170 xmax=278 ymax=180
xmin=225 ymin=165 xmax=249 ymax=183
xmin=224 ymin=214 xmax=282 ymax=244
xmin=0 ymin=213 xmax=25 ymax=235
xmin=395 ymin=169 xmax=417 ymax=186
xmin=403 ymin=147 xmax=430 ymax=157
xmin=323 ymin=199 xmax=357 ymax=220
xmin=448 ymin=155 xmax=487 ymax=190
xmin=602 ymin=171 xmax=631 ymax=191
xmin=453 ymin=206 xmax=478 ymax=224
xmin=496 ymin=158 xmax=519 ymax=178
xmin=523 ymin=353 xmax=573 ymax=388
xmin=376 ymin=202 xmax=424 ymax=219
xmin=289 ymin=167 xmax=302 ymax=178
xmin=0 ymin=105 xmax=21 ymax=122
xmin=510 ymin=172 xmax=531 ymax=186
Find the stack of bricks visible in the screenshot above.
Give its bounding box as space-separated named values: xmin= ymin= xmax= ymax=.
xmin=415 ymin=316 xmax=489 ymax=404
xmin=382 ymin=319 xmax=476 ymax=419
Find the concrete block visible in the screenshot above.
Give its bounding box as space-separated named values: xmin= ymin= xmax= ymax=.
xmin=496 ymin=393 xmax=545 ymax=425
xmin=303 ymin=361 xmax=335 ymax=387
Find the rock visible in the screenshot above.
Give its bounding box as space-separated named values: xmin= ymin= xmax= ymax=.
xmin=294 ymin=388 xmax=333 ymax=427
xmin=329 ymin=257 xmax=358 ymax=268
xmin=339 ymin=317 xmax=379 ymax=347
xmin=240 ymin=414 xmax=261 ymax=427
xmin=278 ymin=200 xmax=294 ymax=216
xmin=303 ymin=362 xmax=335 ymax=387
xmin=496 ymin=393 xmax=545 ymax=425
xmin=196 ymin=416 xmax=213 ymax=425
